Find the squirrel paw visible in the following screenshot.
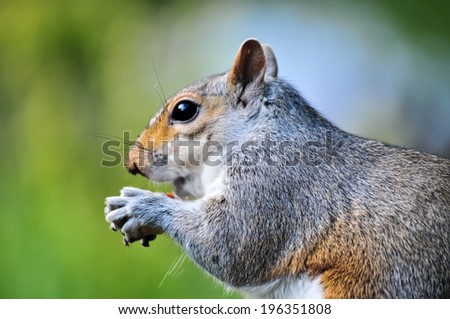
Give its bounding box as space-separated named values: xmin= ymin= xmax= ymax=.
xmin=105 ymin=187 xmax=168 ymax=247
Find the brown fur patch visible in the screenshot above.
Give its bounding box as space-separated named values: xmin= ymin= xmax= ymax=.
xmin=306 ymin=219 xmax=382 ymax=298
xmin=267 ymin=218 xmax=382 ymax=298
xmin=140 ymin=108 xmax=175 ymax=149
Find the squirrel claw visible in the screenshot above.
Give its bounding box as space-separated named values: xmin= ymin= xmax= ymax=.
xmin=141 ymin=234 xmax=157 ymax=247
xmin=141 ymin=239 xmax=150 ymax=247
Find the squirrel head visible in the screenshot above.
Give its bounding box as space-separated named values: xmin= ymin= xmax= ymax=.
xmin=126 ymin=39 xmax=278 ymax=197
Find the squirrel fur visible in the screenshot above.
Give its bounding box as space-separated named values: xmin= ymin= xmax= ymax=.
xmin=105 ymin=39 xmax=450 ymax=298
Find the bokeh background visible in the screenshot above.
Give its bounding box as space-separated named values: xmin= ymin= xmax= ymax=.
xmin=1 ymin=0 xmax=449 ymax=298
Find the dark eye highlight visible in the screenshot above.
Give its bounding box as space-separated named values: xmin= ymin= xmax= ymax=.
xmin=170 ymin=100 xmax=200 ymax=123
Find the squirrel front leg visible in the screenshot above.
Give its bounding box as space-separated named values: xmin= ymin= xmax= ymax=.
xmin=105 ymin=186 xmax=271 ymax=287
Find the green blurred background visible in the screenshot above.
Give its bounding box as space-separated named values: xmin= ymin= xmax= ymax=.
xmin=1 ymin=0 xmax=449 ymax=298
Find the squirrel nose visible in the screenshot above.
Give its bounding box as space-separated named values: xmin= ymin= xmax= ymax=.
xmin=125 ymin=158 xmax=146 ymax=177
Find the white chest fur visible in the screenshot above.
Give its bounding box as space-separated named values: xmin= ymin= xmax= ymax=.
xmin=237 ymin=275 xmax=324 ymax=299
xmin=200 ymin=164 xmax=225 ymax=197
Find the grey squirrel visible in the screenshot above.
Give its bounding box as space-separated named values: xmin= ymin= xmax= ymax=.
xmin=105 ymin=39 xmax=450 ymax=298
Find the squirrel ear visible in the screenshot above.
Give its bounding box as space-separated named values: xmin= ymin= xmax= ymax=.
xmin=228 ymin=38 xmax=266 ymax=88
xmin=262 ymin=44 xmax=278 ymax=79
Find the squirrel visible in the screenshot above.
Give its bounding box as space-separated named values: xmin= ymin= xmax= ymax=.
xmin=105 ymin=38 xmax=450 ymax=298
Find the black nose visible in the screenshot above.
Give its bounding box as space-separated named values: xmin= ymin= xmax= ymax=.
xmin=126 ymin=160 xmax=146 ymax=177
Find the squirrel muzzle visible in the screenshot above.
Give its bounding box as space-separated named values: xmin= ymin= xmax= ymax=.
xmin=126 ymin=160 xmax=145 ymax=177
xmin=125 ymin=148 xmax=147 ymax=178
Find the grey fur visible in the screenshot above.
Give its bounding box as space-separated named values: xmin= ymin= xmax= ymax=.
xmin=105 ymin=39 xmax=450 ymax=298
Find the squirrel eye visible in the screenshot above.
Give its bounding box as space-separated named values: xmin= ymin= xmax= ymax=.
xmin=171 ymin=100 xmax=199 ymax=123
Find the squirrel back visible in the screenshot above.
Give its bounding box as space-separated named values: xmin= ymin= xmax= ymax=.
xmin=113 ymin=39 xmax=450 ymax=298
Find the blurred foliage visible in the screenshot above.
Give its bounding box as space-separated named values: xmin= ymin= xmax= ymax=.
xmin=0 ymin=0 xmax=448 ymax=298
xmin=380 ymin=0 xmax=450 ymax=43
